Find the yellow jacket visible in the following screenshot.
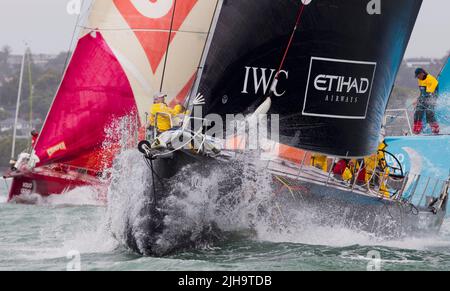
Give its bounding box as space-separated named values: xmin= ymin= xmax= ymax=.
xmin=149 ymin=103 xmax=179 ymax=132
xmin=364 ymin=142 xmax=387 ymax=181
xmin=342 ymin=167 xmax=353 ymax=182
xmin=311 ymin=154 xmax=328 ymax=172
xmin=418 ymin=74 xmax=439 ymax=94
xmin=363 ymin=142 xmax=390 ymax=197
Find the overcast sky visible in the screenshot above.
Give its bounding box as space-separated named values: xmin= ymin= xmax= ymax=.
xmin=0 ymin=0 xmax=449 ymax=58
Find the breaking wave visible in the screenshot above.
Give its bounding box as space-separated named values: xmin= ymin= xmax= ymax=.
xmin=8 ymin=186 xmax=105 ymax=207
xmin=257 ymin=215 xmax=450 ymax=251
xmin=436 ymin=93 xmax=450 ymax=135
xmin=0 ymin=177 xmax=10 ymax=203
xmin=62 ymin=114 xmax=449 ymax=255
xmin=105 ymin=147 xmax=450 ymax=256
xmin=106 ymin=149 xmax=281 ymax=256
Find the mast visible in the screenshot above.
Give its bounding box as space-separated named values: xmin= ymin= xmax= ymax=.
xmin=159 ymin=0 xmax=178 ymax=93
xmin=11 ymin=48 xmax=26 ymax=160
xmin=27 ymin=48 xmax=33 ymax=131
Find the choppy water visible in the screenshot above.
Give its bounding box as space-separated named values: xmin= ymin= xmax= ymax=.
xmin=2 ymin=163 xmax=450 ymax=271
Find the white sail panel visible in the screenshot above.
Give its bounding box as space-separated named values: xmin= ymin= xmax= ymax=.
xmin=83 ymin=0 xmax=220 ymax=120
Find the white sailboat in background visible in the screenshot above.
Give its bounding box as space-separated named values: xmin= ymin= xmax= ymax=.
xmin=2 ymin=46 xmax=29 ymax=197
xmin=9 ymin=49 xmax=26 ymax=167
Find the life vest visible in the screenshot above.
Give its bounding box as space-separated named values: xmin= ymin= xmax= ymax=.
xmin=149 ymin=103 xmax=178 ymax=132
xmin=333 ymin=160 xmax=347 ymax=176
xmin=418 ymin=74 xmax=439 ymax=94
xmin=342 ymin=167 xmax=353 ymax=182
xmin=31 ymin=135 xmax=38 ymax=147
xmin=311 ymin=154 xmax=328 ymax=172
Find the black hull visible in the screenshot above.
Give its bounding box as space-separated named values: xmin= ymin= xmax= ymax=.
xmin=197 ymin=0 xmax=423 ymax=157
xmin=124 ymin=151 xmax=446 ymax=256
xmin=123 ymin=150 xmax=227 ymax=256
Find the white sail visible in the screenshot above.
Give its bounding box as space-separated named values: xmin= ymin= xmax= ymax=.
xmin=84 ymin=0 xmax=221 ymax=119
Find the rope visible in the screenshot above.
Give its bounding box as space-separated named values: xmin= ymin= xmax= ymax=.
xmin=274 ymin=2 xmax=306 ymax=80
xmin=159 ymin=0 xmax=178 ymax=92
xmin=386 ymin=97 xmax=450 ymax=130
xmin=61 ymin=0 xmax=85 ymax=78
xmin=184 ymin=0 xmax=221 ymax=109
xmin=27 ymin=50 xmax=33 ymax=131
xmin=151 ymin=129 xmax=206 ymax=159
xmin=148 ymin=159 xmax=159 ymax=211
xmin=384 ymin=103 xmax=415 ymax=127
xmin=142 ymin=128 xmax=208 ymax=208
xmin=144 ymin=158 xmax=165 ymax=188
xmin=274 ymin=175 xmax=298 ymax=201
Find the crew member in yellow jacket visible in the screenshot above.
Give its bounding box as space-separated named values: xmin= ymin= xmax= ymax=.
xmin=311 ymin=153 xmax=328 ymax=172
xmin=413 ymin=68 xmax=440 ymax=135
xmin=364 ymin=141 xmax=390 ymax=197
xmin=149 ymin=92 xmax=185 ymax=132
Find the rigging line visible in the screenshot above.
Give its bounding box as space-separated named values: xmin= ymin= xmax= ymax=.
xmin=76 ymin=0 xmax=95 ymax=30
xmin=274 ymin=175 xmax=298 ymax=202
xmin=26 ymin=49 xmax=33 ymax=150
xmin=275 ymin=2 xmax=306 ymax=80
xmin=32 ymin=0 xmax=89 ymax=152
xmin=151 ymin=129 xmax=205 ymax=158
xmin=61 ymin=0 xmax=85 ymax=79
xmin=183 ymin=0 xmax=219 ymax=104
xmin=184 ymin=0 xmax=221 ymax=109
xmin=144 ymin=158 xmax=165 ymax=189
xmin=77 ymin=26 xmax=208 ymax=35
xmin=149 ymin=159 xmax=159 ymax=210
xmin=251 ymin=0 xmax=305 ymax=107
xmin=11 ymin=49 xmax=26 ymax=160
xmin=27 ymin=50 xmax=33 ymax=129
xmin=159 ymin=0 xmax=178 ymax=93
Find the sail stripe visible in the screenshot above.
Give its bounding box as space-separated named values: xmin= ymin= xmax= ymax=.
xmin=191 ymin=0 xmax=223 ymax=99
xmin=113 ymin=0 xmax=198 ymax=74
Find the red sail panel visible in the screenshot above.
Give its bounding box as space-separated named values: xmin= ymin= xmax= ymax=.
xmin=34 ymin=32 xmax=137 ymax=171
xmin=84 ymin=0 xmax=220 ymax=118
xmin=113 ymin=0 xmax=198 ymax=73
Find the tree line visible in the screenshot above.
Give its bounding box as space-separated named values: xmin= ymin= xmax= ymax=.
xmin=0 ymin=45 xmax=68 ymax=123
xmin=0 ymin=45 xmax=69 ymax=169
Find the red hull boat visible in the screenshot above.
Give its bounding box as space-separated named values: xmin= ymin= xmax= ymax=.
xmin=6 ymin=164 xmax=107 ymax=202
xmin=4 ymin=0 xmax=216 ymax=202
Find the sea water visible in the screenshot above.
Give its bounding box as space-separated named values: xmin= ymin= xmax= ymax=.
xmin=1 ymin=156 xmax=450 ymax=271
